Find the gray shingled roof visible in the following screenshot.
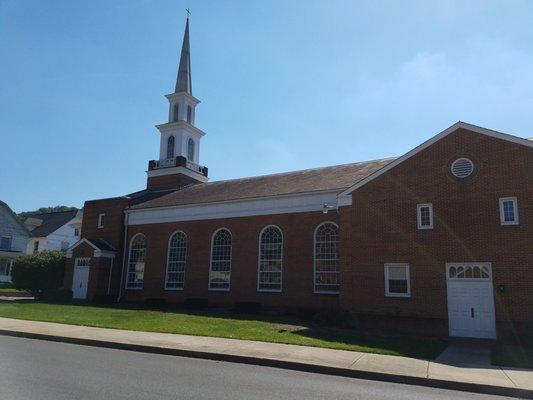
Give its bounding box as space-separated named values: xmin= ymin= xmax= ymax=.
xmin=131 ymin=158 xmax=395 ymax=210
xmin=175 ymin=17 xmax=192 ymax=94
xmin=27 ymin=210 xmax=78 ymax=237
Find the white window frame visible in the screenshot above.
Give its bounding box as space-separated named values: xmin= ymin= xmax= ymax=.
xmin=164 ymin=230 xmax=187 ymax=291
xmin=499 ymin=197 xmax=519 ymax=226
xmin=384 ymin=263 xmax=411 ymax=298
xmin=125 ymin=233 xmax=146 ymax=290
xmin=257 ymin=225 xmax=283 ymax=292
xmin=417 ymin=203 xmax=433 ymax=230
xmin=313 ymin=221 xmax=340 ymax=294
xmin=97 ymin=213 xmax=105 ymax=229
xmin=208 ymin=228 xmax=232 ymax=291
xmin=0 ymin=236 xmax=12 ymax=251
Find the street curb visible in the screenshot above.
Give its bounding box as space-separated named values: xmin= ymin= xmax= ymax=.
xmin=0 ymin=329 xmax=531 ymax=399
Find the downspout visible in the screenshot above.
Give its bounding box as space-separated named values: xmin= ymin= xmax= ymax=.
xmin=117 ymin=211 xmax=129 ymax=302
xmin=106 ymin=257 xmax=114 ymax=295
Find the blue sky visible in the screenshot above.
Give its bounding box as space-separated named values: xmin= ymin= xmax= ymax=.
xmin=1 ymin=0 xmax=533 ymax=213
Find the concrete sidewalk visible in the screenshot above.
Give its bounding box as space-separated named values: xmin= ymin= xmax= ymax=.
xmin=0 ymin=317 xmax=531 ymax=398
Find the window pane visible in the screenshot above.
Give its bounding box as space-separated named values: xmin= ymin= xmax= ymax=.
xmin=166 ymin=232 xmax=187 ymax=289
xmin=503 ymin=200 xmax=515 ymax=222
xmin=127 ymin=235 xmax=146 ymax=289
xmin=209 ymin=229 xmax=232 ymax=290
xmin=258 ymin=226 xmax=282 ymax=291
xmin=388 ymin=279 xmax=408 ymax=293
xmin=314 ymin=223 xmax=339 ymax=293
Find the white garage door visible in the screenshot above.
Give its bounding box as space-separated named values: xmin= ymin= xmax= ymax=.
xmin=446 ymin=263 xmax=496 ymax=339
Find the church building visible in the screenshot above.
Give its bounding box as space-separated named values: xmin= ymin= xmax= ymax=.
xmin=65 ymin=18 xmax=533 ymax=339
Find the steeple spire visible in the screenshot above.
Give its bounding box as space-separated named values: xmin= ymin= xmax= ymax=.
xmin=175 ymin=16 xmax=192 ymax=94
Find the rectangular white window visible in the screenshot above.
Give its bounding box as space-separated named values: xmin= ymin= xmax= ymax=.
xmin=499 ymin=197 xmax=518 ymax=225
xmin=0 ymin=259 xmax=13 ymax=276
xmin=97 ymin=213 xmax=105 ymax=228
xmin=33 ymin=241 xmax=39 ymax=254
xmin=384 ymin=263 xmax=410 ymax=297
xmin=417 ymin=204 xmax=433 ymax=230
xmin=0 ymin=236 xmax=11 ymax=250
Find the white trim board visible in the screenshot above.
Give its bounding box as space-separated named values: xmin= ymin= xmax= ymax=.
xmin=65 ymin=238 xmax=116 ymax=259
xmin=339 ymin=121 xmax=533 ymax=196
xmin=127 ymin=190 xmax=348 ymax=226
xmin=146 ymin=165 xmax=208 ymax=182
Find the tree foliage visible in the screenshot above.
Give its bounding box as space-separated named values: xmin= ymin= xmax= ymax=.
xmin=18 ymin=206 xmax=78 ymax=220
xmin=11 ymin=251 xmax=66 ymax=296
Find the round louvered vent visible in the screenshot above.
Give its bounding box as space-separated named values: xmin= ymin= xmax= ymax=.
xmin=451 ymin=158 xmax=474 ymax=179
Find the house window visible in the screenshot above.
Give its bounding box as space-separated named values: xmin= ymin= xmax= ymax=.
xmin=499 ymin=197 xmax=519 ymax=225
xmin=0 ymin=236 xmax=11 ymax=250
xmin=167 ymin=136 xmax=175 ymax=159
xmin=209 ymin=229 xmax=232 ymax=291
xmin=187 ymin=105 xmax=192 ymax=123
xmin=314 ymin=222 xmax=339 ymax=294
xmin=417 ymin=203 xmax=433 ymax=230
xmin=165 ymin=231 xmax=187 ymax=290
xmin=187 ymin=138 xmax=195 ymax=162
xmin=172 ymin=103 xmax=179 ymax=122
xmin=384 ymin=263 xmax=410 ymax=297
xmin=97 ymin=213 xmax=105 ymax=228
xmin=0 ymin=259 xmax=12 ymax=276
xmin=126 ymin=234 xmax=146 ymax=289
xmin=74 ymin=228 xmax=79 ymax=237
xmin=257 ymin=225 xmax=283 ymax=292
xmin=33 ymin=241 xmax=39 ymax=254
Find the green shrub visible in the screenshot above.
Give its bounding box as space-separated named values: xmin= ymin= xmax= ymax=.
xmin=11 ymin=251 xmax=65 ymax=297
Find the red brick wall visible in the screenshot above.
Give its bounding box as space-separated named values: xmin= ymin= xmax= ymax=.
xmin=122 ymin=212 xmax=341 ymax=311
xmin=340 ymin=128 xmax=533 ymax=327
xmin=82 ymin=197 xmax=130 ymax=250
xmin=147 ymin=173 xmax=202 ymax=190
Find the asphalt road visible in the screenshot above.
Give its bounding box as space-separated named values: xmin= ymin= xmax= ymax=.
xmin=0 ymin=335 xmax=512 ymax=400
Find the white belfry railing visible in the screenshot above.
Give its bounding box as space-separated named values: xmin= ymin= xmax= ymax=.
xmin=155 ymin=158 xmax=176 ymax=168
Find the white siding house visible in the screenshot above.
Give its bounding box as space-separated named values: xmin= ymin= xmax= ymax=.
xmin=24 ymin=210 xmax=82 ymax=255
xmin=0 ymin=201 xmax=30 ymax=283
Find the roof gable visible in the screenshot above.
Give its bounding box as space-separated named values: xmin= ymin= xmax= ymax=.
xmin=339 ymin=121 xmax=533 ymax=196
xmin=26 ymin=210 xmax=78 ymax=238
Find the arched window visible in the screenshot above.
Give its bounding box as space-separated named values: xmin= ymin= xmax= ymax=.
xmin=209 ymin=229 xmax=232 ymax=290
xmin=257 ymin=225 xmax=283 ymax=292
xmin=187 ymin=105 xmax=192 ymax=123
xmin=314 ymin=222 xmax=339 ymax=293
xmin=166 ymin=136 xmax=175 ymax=160
xmin=126 ymin=234 xmax=146 ymax=289
xmin=187 ymin=138 xmax=195 ymax=162
xmin=172 ymin=103 xmax=179 ymax=122
xmin=165 ymin=231 xmax=187 ymax=290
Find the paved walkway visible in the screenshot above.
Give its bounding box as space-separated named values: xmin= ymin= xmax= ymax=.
xmin=0 ymin=317 xmax=531 ymax=398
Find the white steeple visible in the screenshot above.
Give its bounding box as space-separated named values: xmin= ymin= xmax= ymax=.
xmin=147 ymin=15 xmax=208 ymax=187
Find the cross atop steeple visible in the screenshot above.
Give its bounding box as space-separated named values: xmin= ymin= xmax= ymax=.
xmin=175 ymin=16 xmax=192 ymax=94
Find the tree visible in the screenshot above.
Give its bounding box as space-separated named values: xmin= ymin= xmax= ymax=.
xmin=11 ymin=251 xmax=66 ymax=296
xmin=18 ymin=206 xmax=78 ymax=220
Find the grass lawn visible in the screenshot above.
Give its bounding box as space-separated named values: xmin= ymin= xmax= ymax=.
xmin=0 ymin=287 xmax=26 ymax=294
xmin=0 ymin=301 xmax=447 ymax=359
xmin=492 ymin=342 xmax=533 ymax=369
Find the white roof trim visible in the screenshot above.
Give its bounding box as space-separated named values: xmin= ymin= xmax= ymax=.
xmin=339 ymin=121 xmax=533 ymax=196
xmin=66 ymin=238 xmax=99 ymax=253
xmin=65 ymin=238 xmax=116 ymax=259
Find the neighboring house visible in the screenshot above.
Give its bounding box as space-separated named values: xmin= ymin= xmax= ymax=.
xmin=0 ymin=201 xmax=29 ymax=283
xmin=65 ymin=17 xmax=533 ymax=341
xmin=25 ymin=210 xmax=82 ymax=254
